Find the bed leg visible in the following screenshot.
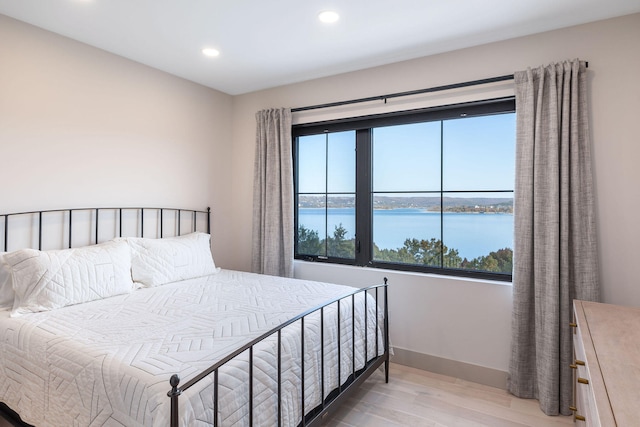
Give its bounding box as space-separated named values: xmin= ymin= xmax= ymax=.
xmin=383 ymin=277 xmax=390 ymax=384
xmin=385 ymin=354 xmax=390 ymax=384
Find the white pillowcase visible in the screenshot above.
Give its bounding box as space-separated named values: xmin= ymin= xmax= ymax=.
xmin=127 ymin=232 xmax=218 ymax=287
xmin=6 ymin=240 xmax=135 ymax=316
xmin=0 ymin=252 xmax=14 ymax=310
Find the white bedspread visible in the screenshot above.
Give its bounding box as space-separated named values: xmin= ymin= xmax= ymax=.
xmin=0 ymin=269 xmax=384 ymax=427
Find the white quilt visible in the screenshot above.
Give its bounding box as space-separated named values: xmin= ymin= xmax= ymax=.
xmin=0 ymin=270 xmax=384 ymax=427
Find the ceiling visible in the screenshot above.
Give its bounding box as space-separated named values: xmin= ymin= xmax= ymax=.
xmin=1 ymin=1 xmax=639 ymax=95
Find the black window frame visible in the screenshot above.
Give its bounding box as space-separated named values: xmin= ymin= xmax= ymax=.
xmin=293 ymin=96 xmax=515 ymax=282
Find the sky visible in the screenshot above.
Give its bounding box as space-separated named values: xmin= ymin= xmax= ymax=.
xmin=297 ymin=112 xmax=516 ymax=198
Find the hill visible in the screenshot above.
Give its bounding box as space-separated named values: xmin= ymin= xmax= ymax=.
xmin=298 ymin=195 xmax=513 ymax=213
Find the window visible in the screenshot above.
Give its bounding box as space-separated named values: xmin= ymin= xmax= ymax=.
xmin=293 ymin=98 xmax=515 ymax=281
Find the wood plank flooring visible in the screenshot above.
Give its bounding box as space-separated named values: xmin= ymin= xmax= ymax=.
xmin=323 ymin=363 xmax=574 ymax=426
xmin=0 ymin=363 xmax=573 ymax=427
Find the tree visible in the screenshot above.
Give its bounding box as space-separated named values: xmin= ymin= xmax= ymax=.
xmin=460 ymin=248 xmax=513 ymax=273
xmin=297 ymin=225 xmax=322 ymax=255
xmin=298 ymin=224 xmax=355 ymax=259
xmin=374 ymin=237 xmax=462 ymax=267
xmin=327 ymin=224 xmax=355 ymax=258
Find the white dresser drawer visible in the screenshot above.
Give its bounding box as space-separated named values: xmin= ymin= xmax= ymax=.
xmin=572 ymin=308 xmax=596 ymax=426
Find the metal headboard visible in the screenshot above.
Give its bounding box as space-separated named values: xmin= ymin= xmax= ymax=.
xmin=0 ymin=207 xmax=210 ymax=252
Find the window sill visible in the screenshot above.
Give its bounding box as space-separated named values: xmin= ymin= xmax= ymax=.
xmin=293 ymin=259 xmax=513 ymax=288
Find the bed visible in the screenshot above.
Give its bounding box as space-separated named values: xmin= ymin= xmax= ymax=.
xmin=0 ymin=207 xmax=389 ymax=427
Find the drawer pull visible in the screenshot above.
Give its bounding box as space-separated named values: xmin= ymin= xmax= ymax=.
xmin=578 ymin=377 xmax=589 ymax=384
xmin=570 ymin=364 xmax=577 ymax=369
xmin=575 ymin=360 xmax=585 ymax=366
xmin=575 ymin=414 xmax=586 ymax=421
xmin=570 ymin=322 xmax=577 ymax=328
xmin=569 ymin=406 xmax=577 ymax=412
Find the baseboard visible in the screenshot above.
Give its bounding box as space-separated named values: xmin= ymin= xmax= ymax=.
xmin=391 ymin=347 xmax=508 ymax=390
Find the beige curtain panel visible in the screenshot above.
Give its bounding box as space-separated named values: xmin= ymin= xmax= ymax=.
xmin=508 ymin=59 xmax=599 ymax=415
xmin=251 ymin=108 xmax=294 ymax=277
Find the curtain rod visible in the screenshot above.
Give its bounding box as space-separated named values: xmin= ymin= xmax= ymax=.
xmin=291 ymin=61 xmax=588 ymax=113
xmin=291 ymin=74 xmax=514 ymax=113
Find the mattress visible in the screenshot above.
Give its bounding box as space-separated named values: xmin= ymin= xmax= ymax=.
xmin=0 ymin=269 xmax=384 ymax=427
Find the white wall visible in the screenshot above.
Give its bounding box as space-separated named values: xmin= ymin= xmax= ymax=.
xmin=0 ymin=15 xmax=237 ymax=268
xmin=231 ymin=13 xmax=640 ymax=374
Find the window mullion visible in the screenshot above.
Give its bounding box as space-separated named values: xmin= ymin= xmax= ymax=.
xmin=324 ymin=133 xmax=329 ymax=258
xmin=440 ymin=120 xmax=444 ymax=269
xmin=293 ymin=137 xmax=300 ymax=257
xmin=355 ymin=129 xmax=372 ymax=266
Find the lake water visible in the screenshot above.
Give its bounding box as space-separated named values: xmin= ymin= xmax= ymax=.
xmin=298 ymin=208 xmax=513 ymax=260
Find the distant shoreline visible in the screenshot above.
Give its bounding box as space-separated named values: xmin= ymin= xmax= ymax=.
xmin=298 ymin=207 xmax=513 ymax=214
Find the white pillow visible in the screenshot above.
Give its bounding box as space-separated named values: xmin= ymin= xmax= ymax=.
xmin=0 ymin=252 xmax=14 ymax=310
xmin=127 ymin=232 xmax=218 ymax=287
xmin=6 ymin=240 xmax=135 ymax=316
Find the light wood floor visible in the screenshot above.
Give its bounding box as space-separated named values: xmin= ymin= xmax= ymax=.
xmin=323 ymin=363 xmax=574 ymax=426
xmin=0 ymin=363 xmax=573 ymax=427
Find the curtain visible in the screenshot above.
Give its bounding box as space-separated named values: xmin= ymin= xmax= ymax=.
xmin=251 ymin=108 xmax=294 ymax=277
xmin=508 ymin=60 xmax=599 ymax=415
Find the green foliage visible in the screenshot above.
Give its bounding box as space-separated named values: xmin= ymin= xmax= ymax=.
xmin=373 ymin=237 xmax=462 ymax=267
xmin=326 ymin=224 xmax=355 ymax=258
xmin=459 ymin=248 xmax=513 ymax=273
xmin=297 ymin=225 xmax=322 ymax=256
xmin=297 ymin=224 xmax=513 ymax=274
xmin=297 ymin=224 xmax=355 ymax=259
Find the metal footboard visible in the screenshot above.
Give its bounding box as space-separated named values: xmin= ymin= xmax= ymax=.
xmin=168 ymin=279 xmax=390 ymax=427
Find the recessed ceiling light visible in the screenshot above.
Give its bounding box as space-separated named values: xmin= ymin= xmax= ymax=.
xmin=318 ymin=10 xmax=339 ymax=24
xmin=202 ymin=48 xmax=220 ymax=58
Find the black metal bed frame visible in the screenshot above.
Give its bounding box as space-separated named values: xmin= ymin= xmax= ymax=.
xmin=0 ymin=206 xmax=390 ymax=427
xmin=168 ymin=280 xmax=389 ymax=427
xmin=1 ymin=206 xmax=210 ymax=252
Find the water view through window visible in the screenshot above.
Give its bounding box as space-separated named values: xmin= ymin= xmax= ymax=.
xmin=295 ymin=101 xmax=515 ymax=277
xmin=298 ymin=207 xmax=513 ymax=261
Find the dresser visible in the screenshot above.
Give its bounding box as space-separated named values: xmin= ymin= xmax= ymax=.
xmin=572 ymin=300 xmax=640 ymax=426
